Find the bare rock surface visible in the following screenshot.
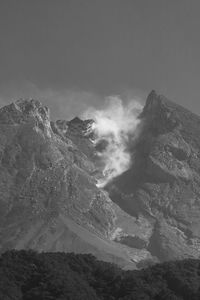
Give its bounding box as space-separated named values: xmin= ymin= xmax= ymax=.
xmin=108 ymin=90 xmax=200 ymax=263
xmin=0 ymin=98 xmax=153 ymax=269
xmin=1 ymin=91 xmax=200 ymax=269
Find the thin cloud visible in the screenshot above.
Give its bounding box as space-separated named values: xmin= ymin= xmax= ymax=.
xmin=0 ymin=81 xmax=105 ymax=120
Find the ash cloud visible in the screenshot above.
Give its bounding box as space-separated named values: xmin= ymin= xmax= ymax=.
xmin=84 ymin=96 xmax=143 ymax=187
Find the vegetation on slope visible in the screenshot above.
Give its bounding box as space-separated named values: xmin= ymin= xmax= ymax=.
xmin=0 ymin=250 xmax=200 ymax=299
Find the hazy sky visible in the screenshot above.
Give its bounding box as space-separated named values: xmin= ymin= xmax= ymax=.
xmin=0 ymin=0 xmax=200 ymax=119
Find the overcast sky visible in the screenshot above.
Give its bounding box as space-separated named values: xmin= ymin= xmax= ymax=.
xmin=0 ymin=0 xmax=200 ymax=119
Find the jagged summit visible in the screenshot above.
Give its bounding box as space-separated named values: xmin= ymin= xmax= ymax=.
xmin=108 ymin=91 xmax=200 ymax=262
xmin=140 ymin=90 xmax=182 ymax=134
xmin=0 ymin=97 xmax=148 ymax=269
xmin=0 ymin=99 xmax=50 ymax=124
xmin=69 ymin=116 xmax=83 ymax=124
xmin=0 ymin=92 xmax=200 ymax=268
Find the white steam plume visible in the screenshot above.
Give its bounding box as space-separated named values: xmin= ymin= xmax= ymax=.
xmin=84 ymin=96 xmax=142 ymax=187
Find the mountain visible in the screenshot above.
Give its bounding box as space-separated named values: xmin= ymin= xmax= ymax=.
xmin=108 ymin=90 xmax=200 ymax=262
xmin=0 ymin=91 xmax=200 ymax=269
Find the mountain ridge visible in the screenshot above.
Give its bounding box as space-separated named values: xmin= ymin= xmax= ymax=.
xmin=0 ymin=91 xmax=200 ymax=268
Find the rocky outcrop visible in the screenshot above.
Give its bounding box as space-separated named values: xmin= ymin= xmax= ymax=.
xmin=1 ymin=91 xmax=200 ymax=269
xmin=0 ymin=98 xmax=154 ymax=269
xmin=108 ymin=90 xmax=200 ymax=263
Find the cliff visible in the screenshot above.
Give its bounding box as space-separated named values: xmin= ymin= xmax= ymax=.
xmin=0 ymin=91 xmax=200 ymax=269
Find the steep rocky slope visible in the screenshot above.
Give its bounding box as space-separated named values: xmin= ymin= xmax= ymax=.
xmin=108 ymin=90 xmax=200 ymax=263
xmin=0 ymin=98 xmax=153 ymax=269
xmin=0 ymin=91 xmax=200 ymax=269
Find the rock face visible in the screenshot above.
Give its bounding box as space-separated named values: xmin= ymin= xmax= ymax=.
xmin=108 ymin=90 xmax=200 ymax=263
xmin=0 ymin=98 xmax=152 ymax=269
xmin=0 ymin=92 xmax=200 ymax=269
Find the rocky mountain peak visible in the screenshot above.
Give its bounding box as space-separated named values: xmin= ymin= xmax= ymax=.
xmin=108 ymin=91 xmax=200 ymax=262
xmin=141 ymin=90 xmax=181 ymax=134
xmin=1 ymin=92 xmax=200 ymax=269
xmin=67 ymin=117 xmax=94 ymax=136
xmin=0 ymin=99 xmax=50 ymax=125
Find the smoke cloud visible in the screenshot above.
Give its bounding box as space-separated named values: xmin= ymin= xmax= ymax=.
xmin=0 ymin=81 xmax=143 ymax=187
xmin=84 ymin=96 xmax=142 ymax=187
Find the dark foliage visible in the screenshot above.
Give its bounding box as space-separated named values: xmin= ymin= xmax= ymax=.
xmin=1 ymin=250 xmax=200 ymax=300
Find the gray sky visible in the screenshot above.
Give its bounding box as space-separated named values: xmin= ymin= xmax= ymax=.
xmin=0 ymin=0 xmax=200 ymax=119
